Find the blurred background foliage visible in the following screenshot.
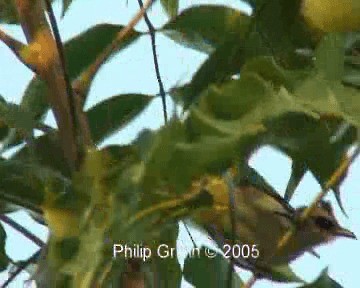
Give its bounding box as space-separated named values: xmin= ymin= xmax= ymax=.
xmin=0 ymin=0 xmax=359 ymax=287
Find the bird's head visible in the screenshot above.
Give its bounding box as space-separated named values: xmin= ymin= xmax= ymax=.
xmin=271 ymin=199 xmax=356 ymax=267
xmin=293 ymin=200 xmax=356 ymax=244
xmin=286 ymin=201 xmax=357 ymax=247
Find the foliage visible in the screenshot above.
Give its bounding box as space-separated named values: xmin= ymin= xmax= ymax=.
xmin=0 ymin=0 xmax=359 ymax=287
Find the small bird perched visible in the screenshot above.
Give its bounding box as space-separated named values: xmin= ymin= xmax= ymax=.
xmin=192 ymin=167 xmax=356 ymax=278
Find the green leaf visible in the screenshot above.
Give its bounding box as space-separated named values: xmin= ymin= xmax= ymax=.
xmin=294 ymin=74 xmax=360 ymax=127
xmin=334 ymin=85 xmax=360 ymax=127
xmin=343 ymin=65 xmax=360 ymax=88
xmin=0 ymin=101 xmax=38 ymax=136
xmin=13 ymin=132 xmax=71 ymax=177
xmin=101 ymin=144 xmax=141 ymax=169
xmin=161 ymin=5 xmax=251 ymax=54
xmin=62 ymin=0 xmax=74 ymax=17
xmin=248 ymin=0 xmax=314 ymax=58
xmin=183 ymin=247 xmax=243 ymax=287
xmin=21 ymin=24 xmax=142 ymax=126
xmin=141 ymin=120 xmax=186 ymax=192
xmin=49 ymin=150 xmax=112 ymax=283
xmin=315 ymin=33 xmax=346 ymax=81
xmin=0 ymin=0 xmax=55 ymax=24
xmin=0 ymin=95 xmax=9 ymax=142
xmin=86 ymin=94 xmax=154 ymax=144
xmin=199 ymin=73 xmax=273 ymax=120
xmin=299 ymin=268 xmax=343 ymax=288
xmin=167 ymin=135 xmax=247 ymax=192
xmin=20 ymin=77 xmax=48 ymax=122
xmin=160 ymin=0 xmax=179 ymax=18
xmin=170 ymin=34 xmax=246 ymax=107
xmin=295 ymin=75 xmax=344 ymax=116
xmin=267 ymin=265 xmax=304 ymax=283
xmin=198 ymin=73 xmax=315 ymax=125
xmin=12 ymin=93 xmax=152 ymax=176
xmin=134 ymin=129 xmax=156 ymax=161
xmin=188 ymin=108 xmax=257 ymax=137
xmin=241 ymin=56 xmax=309 ymax=91
xmin=0 ymin=159 xmax=68 ymax=212
xmin=142 ymin=115 xmax=263 ymax=193
xmin=0 ymin=223 xmax=9 ymax=272
xmin=284 ymin=161 xmax=306 ymax=202
xmin=265 ymin=113 xmax=356 ymax=212
xmin=0 ymin=97 xmax=44 ymax=153
xmin=99 ymin=144 xmax=142 ymax=189
xmin=0 ymin=1 xmax=19 ymax=24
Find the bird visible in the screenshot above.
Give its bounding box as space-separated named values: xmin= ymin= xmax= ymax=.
xmin=301 ymin=0 xmax=360 ymax=33
xmin=191 ymin=167 xmax=356 ymax=278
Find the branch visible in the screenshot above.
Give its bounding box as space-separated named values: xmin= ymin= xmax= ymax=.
xmin=0 ymin=214 xmax=44 ymax=247
xmin=137 ymin=0 xmax=168 ymax=123
xmin=0 ymin=190 xmax=43 ymax=215
xmin=0 ymin=28 xmax=37 ymax=73
xmin=72 ymin=0 xmax=154 ymax=104
xmin=2 ymin=249 xmax=41 ymax=288
xmin=242 ymin=275 xmax=257 ymax=288
xmin=43 ymin=1 xmax=77 ymax=143
xmin=13 ymin=0 xmax=80 ymax=171
xmin=44 ymin=0 xmax=93 ymax=163
xmin=242 ymin=146 xmax=360 ymax=288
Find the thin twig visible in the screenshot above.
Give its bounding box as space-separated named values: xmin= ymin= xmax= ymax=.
xmin=127 ymin=189 xmax=206 ymax=227
xmin=0 ymin=28 xmax=36 ymax=73
xmin=0 ymin=190 xmax=43 ymax=215
xmin=242 ymin=275 xmax=257 ymax=288
xmin=242 ymin=146 xmax=360 ymax=288
xmin=43 ymin=0 xmax=79 ymax=160
xmin=72 ymin=0 xmax=154 ymax=99
xmin=182 ymin=220 xmax=197 ymax=248
xmin=137 ymin=0 xmax=168 ymax=123
xmin=0 ymin=214 xmax=44 ymax=247
xmin=2 ymin=249 xmax=41 ymax=288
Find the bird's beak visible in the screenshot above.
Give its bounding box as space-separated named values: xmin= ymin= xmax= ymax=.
xmin=335 ymin=227 xmax=357 ymax=239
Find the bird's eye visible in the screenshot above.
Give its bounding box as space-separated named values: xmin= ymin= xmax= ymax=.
xmin=315 ymin=216 xmax=335 ymax=230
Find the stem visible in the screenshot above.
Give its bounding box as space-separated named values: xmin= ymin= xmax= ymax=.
xmin=72 ymin=0 xmax=154 ymax=100
xmin=44 ymin=0 xmax=93 ymax=167
xmin=242 ymin=275 xmax=257 ymax=288
xmin=127 ymin=191 xmax=201 ymax=227
xmin=14 ymin=0 xmax=80 ymax=172
xmin=43 ymin=0 xmax=77 ymax=145
xmin=137 ymin=0 xmax=168 ymax=124
xmin=182 ymin=220 xmax=197 ymax=248
xmin=0 ymin=28 xmax=36 ymax=73
xmin=0 ymin=190 xmax=43 ymax=215
xmin=2 ymin=249 xmax=41 ymax=288
xmin=0 ymin=214 xmax=44 ymax=247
